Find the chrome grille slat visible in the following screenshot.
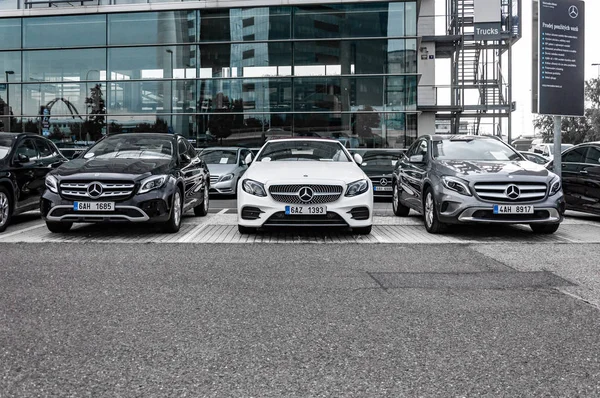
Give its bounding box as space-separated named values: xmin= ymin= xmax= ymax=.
xmin=473 ymin=181 xmax=548 ymax=203
xmin=59 ymin=180 xmax=136 ymax=201
xmin=269 ymin=184 xmax=344 ymax=204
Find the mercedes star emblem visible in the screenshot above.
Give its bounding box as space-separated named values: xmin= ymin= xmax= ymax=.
xmin=505 ymin=184 xmax=520 ymax=200
xmin=87 ymin=182 xmax=103 ymax=199
xmin=568 ymin=5 xmax=578 ymax=18
xmin=298 ymin=186 xmax=314 ymax=202
xmin=379 ymin=178 xmax=388 ymax=186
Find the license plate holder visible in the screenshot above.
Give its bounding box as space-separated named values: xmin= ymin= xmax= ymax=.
xmin=74 ymin=202 xmax=115 ymax=211
xmin=285 ymin=205 xmax=327 ymax=215
xmin=493 ymin=204 xmax=534 ymax=214
xmin=374 ymin=186 xmax=392 ymax=191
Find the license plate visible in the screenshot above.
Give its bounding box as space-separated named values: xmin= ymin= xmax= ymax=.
xmin=374 ymin=186 xmax=392 ymax=191
xmin=285 ymin=205 xmax=327 ymax=215
xmin=493 ymin=205 xmax=534 ymax=214
xmin=74 ymin=202 xmax=115 ymax=211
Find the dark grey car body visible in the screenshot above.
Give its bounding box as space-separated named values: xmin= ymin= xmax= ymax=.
xmin=392 ymin=135 xmax=565 ymax=232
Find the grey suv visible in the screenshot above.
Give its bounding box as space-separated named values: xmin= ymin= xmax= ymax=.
xmin=392 ymin=135 xmax=565 ymax=234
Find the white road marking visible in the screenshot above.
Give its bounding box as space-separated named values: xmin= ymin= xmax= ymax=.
xmin=217 ymin=209 xmax=228 ymax=215
xmin=1 ymin=223 xmax=45 ymax=239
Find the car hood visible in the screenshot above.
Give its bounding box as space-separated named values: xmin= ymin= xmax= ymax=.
xmin=245 ymin=161 xmax=366 ymax=184
xmin=436 ymin=160 xmax=553 ymax=180
xmin=53 ymin=157 xmax=173 ymax=180
xmin=206 ymin=163 xmax=237 ymax=176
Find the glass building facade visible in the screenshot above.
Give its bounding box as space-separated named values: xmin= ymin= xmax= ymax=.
xmin=0 ymin=1 xmax=418 ymax=148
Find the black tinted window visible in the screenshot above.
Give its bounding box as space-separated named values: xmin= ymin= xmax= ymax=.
xmin=584 ymin=146 xmax=600 ymax=165
xmin=0 ymin=136 xmax=14 ymax=160
xmin=36 ymin=139 xmax=55 ymax=159
xmin=563 ymin=147 xmax=586 ymax=163
xmin=15 ymin=139 xmax=39 ymax=160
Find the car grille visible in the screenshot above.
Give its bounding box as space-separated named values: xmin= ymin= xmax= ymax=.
xmin=210 ymin=175 xmax=220 ymax=184
xmin=473 ymin=182 xmax=548 ymax=203
xmin=59 ymin=180 xmax=136 ymax=201
xmin=269 ymin=184 xmax=343 ymax=204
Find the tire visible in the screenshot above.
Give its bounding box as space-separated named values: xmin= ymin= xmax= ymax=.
xmin=352 ymin=225 xmax=372 ymax=235
xmin=530 ymin=223 xmax=560 ymax=234
xmin=162 ymin=188 xmax=183 ymax=233
xmin=238 ymin=225 xmax=257 ymax=234
xmin=392 ymin=181 xmax=410 ymax=217
xmin=0 ymin=186 xmax=13 ymax=233
xmin=46 ymin=221 xmax=72 ymax=233
xmin=423 ymin=187 xmax=447 ymax=234
xmin=194 ymin=181 xmax=209 ymax=217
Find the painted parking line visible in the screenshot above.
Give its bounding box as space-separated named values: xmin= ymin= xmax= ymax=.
xmin=0 ymin=222 xmax=46 ymax=239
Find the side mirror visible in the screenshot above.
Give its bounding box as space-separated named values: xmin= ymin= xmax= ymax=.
xmin=15 ymin=153 xmax=30 ymax=164
xmin=409 ymin=154 xmax=424 ymax=163
xmin=244 ymin=153 xmax=253 ymax=165
xmin=180 ymin=153 xmax=191 ymax=164
xmin=353 ymin=153 xmax=363 ymax=164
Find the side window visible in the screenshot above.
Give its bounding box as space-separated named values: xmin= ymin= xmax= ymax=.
xmin=584 ymin=146 xmax=600 ymax=165
xmin=177 ymin=139 xmax=187 ymax=158
xmin=563 ymin=147 xmax=586 ymax=163
xmin=241 ymin=150 xmax=250 ymax=165
xmin=186 ymin=141 xmax=197 ymax=158
xmin=15 ymin=139 xmax=39 ymax=161
xmin=406 ymin=140 xmax=422 ymax=158
xmin=35 ymin=139 xmax=54 ymax=159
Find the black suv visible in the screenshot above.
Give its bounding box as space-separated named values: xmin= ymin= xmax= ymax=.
xmin=41 ymin=133 xmax=210 ymax=233
xmin=0 ymin=132 xmax=67 ymax=232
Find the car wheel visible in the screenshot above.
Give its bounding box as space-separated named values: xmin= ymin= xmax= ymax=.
xmin=352 ymin=225 xmax=372 ymax=235
xmin=194 ymin=181 xmax=209 ymax=217
xmin=163 ymin=188 xmax=183 ymax=233
xmin=423 ymin=187 xmax=447 ymax=234
xmin=392 ymin=181 xmax=410 ymax=217
xmin=46 ymin=221 xmax=72 ymax=233
xmin=0 ymin=187 xmax=13 ymax=233
xmin=238 ymin=225 xmax=257 ymax=234
xmin=530 ymin=223 xmax=560 ymax=234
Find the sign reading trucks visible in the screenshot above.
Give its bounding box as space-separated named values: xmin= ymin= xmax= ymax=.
xmin=474 ymin=0 xmax=502 ymax=40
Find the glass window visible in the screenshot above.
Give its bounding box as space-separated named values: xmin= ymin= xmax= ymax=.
xmin=109 ymin=46 xmax=195 ymax=80
xmin=432 ymin=138 xmax=521 ymax=161
xmin=108 ymin=81 xmax=170 ymax=114
xmin=405 ymin=2 xmax=417 ymax=36
xmin=563 ymin=147 xmax=586 ymax=163
xmin=0 ymin=51 xmax=22 ymax=83
xmin=35 ymin=138 xmax=55 ymax=159
xmin=23 ymin=83 xmax=107 ymax=117
xmin=257 ymin=140 xmax=350 ymax=162
xmin=199 ymin=42 xmax=291 ymax=78
xmin=199 ymin=8 xmax=291 ymax=42
xmin=198 ymin=78 xmax=292 ymax=113
xmin=15 ymin=138 xmax=39 ymax=161
xmin=23 ymin=49 xmax=106 ymax=83
xmin=109 ymin=11 xmax=196 ymax=45
xmin=85 ymin=134 xmax=174 ymax=160
xmin=177 ymin=138 xmax=187 ymax=157
xmin=584 ymin=146 xmax=600 ymax=165
xmin=24 ymin=15 xmax=106 ymax=49
xmin=294 ymin=77 xmax=384 ymax=112
xmin=200 ymin=149 xmax=239 ymax=164
xmin=0 ymin=18 xmax=21 ymax=50
xmin=0 ymin=136 xmax=14 ymax=160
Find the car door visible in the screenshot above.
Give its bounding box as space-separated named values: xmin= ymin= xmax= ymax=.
xmin=398 ymin=138 xmax=429 ymax=212
xmin=579 ymin=145 xmax=600 ymax=215
xmin=11 ymin=137 xmax=42 ymax=212
xmin=178 ymin=138 xmax=203 ymax=209
xmin=560 ymin=146 xmax=588 ymax=210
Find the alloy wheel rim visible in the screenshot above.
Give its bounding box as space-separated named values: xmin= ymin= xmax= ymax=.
xmin=425 ymin=193 xmax=434 ymax=227
xmin=0 ymin=192 xmax=9 ymax=227
xmin=174 ymin=192 xmax=181 ymax=226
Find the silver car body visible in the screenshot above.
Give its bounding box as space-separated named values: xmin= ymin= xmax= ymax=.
xmin=200 ymin=147 xmax=252 ymax=195
xmin=393 ymin=135 xmax=565 ymax=225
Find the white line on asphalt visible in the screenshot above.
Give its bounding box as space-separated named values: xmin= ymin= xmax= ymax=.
xmin=177 ymin=224 xmax=209 ymax=243
xmin=217 ymin=209 xmax=229 ymax=215
xmin=1 ymin=223 xmax=45 ymax=239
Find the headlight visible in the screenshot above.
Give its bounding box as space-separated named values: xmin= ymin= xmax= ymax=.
xmin=218 ymin=173 xmax=234 ymax=182
xmin=242 ymin=179 xmax=267 ymax=197
xmin=45 ymin=175 xmax=58 ymax=194
xmin=549 ymin=177 xmax=562 ymax=196
xmin=345 ymin=179 xmax=369 ymax=197
xmin=139 ymin=175 xmax=167 ymax=194
xmin=441 ymin=176 xmax=472 ymax=196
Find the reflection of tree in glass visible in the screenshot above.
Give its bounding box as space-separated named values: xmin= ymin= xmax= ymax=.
xmin=83 ymin=84 xmax=106 ymax=141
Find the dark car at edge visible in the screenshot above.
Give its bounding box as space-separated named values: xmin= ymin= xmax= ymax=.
xmin=392 ymin=135 xmax=565 ymax=234
xmin=0 ymin=132 xmax=68 ymax=232
xmin=356 ymin=150 xmax=404 ymax=199
xmin=41 ymin=133 xmax=210 ymax=233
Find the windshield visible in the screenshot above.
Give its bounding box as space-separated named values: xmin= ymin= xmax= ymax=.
xmin=360 ymin=152 xmax=399 ymax=167
xmin=84 ymin=135 xmax=174 ymax=160
xmin=0 ymin=136 xmax=13 ymax=160
xmin=257 ymin=140 xmax=350 ymax=162
xmin=433 ymin=138 xmax=522 ymax=161
xmin=200 ymin=149 xmax=238 ymax=165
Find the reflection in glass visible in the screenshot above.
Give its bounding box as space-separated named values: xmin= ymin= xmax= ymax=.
xmin=108 ymin=81 xmax=170 ymax=114
xmin=198 ymin=78 xmax=292 ymax=113
xmin=109 ymin=11 xmax=196 ymax=45
xmin=199 ymin=42 xmax=291 ymax=78
xmin=24 ymin=15 xmax=106 ymax=49
xmin=0 ymin=18 xmax=21 ymax=50
xmin=199 ymin=7 xmax=291 ymax=42
xmin=0 ymin=51 xmax=22 ymax=82
xmin=109 ymin=46 xmax=196 ymax=80
xmin=22 ymin=82 xmax=107 ymax=117
xmin=23 ymin=49 xmax=106 ymax=83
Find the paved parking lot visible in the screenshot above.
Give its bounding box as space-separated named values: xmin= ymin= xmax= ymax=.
xmin=2 ymin=198 xmax=600 ymax=245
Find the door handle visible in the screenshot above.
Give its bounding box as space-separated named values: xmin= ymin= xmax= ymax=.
xmin=580 ymin=170 xmax=589 ymax=175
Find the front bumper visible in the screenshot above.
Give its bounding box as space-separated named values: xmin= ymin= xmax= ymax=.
xmin=41 ymin=189 xmax=174 ymax=224
xmin=433 ymin=184 xmax=565 ymax=225
xmin=210 ymin=179 xmax=236 ymax=195
xmin=237 ymin=184 xmax=373 ymax=229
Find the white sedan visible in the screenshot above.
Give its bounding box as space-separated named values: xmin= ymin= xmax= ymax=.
xmin=237 ymin=138 xmax=373 ymax=234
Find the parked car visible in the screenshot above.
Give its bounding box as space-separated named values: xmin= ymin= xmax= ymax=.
xmin=546 ymin=142 xmax=600 ymax=216
xmin=532 ymin=143 xmax=574 ymax=158
xmin=41 ymin=133 xmax=210 ymax=233
xmin=356 ymin=150 xmax=404 ymax=198
xmin=520 ymin=151 xmax=549 ymax=165
xmin=511 ymin=137 xmax=534 ymax=151
xmin=0 ymin=132 xmax=68 ymax=232
xmin=237 ymin=138 xmax=373 ymax=234
xmin=54 ymin=141 xmax=89 ymax=160
xmin=392 ymin=135 xmax=565 ymax=234
xmin=199 ymin=147 xmax=252 ymax=196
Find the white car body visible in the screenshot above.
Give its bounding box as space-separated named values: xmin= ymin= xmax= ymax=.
xmin=237 ymin=139 xmax=373 ymax=232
